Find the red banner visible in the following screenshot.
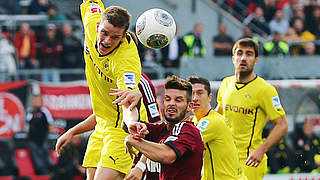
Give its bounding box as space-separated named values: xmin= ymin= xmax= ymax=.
xmin=40 ymin=84 xmax=92 ymax=119
xmin=0 ymin=92 xmax=25 ymax=137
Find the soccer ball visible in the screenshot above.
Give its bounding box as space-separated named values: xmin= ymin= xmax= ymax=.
xmin=136 ymin=8 xmax=176 ymax=49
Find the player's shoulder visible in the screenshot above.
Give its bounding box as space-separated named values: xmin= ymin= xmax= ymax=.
xmin=221 ymin=75 xmax=235 ymax=84
xmin=201 ymin=110 xmax=225 ymax=127
xmin=172 ymin=121 xmax=199 ymax=135
xmin=256 ymin=76 xmax=276 ymax=90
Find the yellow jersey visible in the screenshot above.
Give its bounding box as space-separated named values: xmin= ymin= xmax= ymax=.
xmin=216 ymin=76 xmax=286 ymax=159
xmin=80 ymin=0 xmax=143 ymax=131
xmin=193 ymin=110 xmax=243 ymax=180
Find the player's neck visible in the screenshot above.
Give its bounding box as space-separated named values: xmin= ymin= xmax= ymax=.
xmin=236 ymin=72 xmax=256 ymax=83
xmin=167 ymin=116 xmax=191 ymax=131
xmin=194 ymin=106 xmax=211 ymax=120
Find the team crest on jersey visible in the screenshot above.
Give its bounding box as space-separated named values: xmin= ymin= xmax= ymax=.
xmin=148 ymin=103 xmax=160 ymax=118
xmin=123 ymin=73 xmax=136 ymax=88
xmin=197 ymin=120 xmax=209 ymax=132
xmin=89 ymin=3 xmax=102 ymax=14
xmin=104 ymin=63 xmax=109 ymax=71
xmin=272 ymin=96 xmax=281 ymax=109
xmin=164 ymin=136 xmax=178 ymax=143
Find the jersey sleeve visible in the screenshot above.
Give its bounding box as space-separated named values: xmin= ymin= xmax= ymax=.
xmin=260 ymin=85 xmax=286 ymax=121
xmin=139 ymin=73 xmax=161 ymax=123
xmin=196 ymin=113 xmax=226 ymax=144
xmin=164 ymin=122 xmax=201 ymax=159
xmin=145 ymin=122 xmax=166 ymax=142
xmin=80 ymin=0 xmax=104 ymax=47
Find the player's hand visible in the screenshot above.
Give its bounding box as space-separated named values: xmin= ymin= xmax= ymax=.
xmin=110 ymin=89 xmax=142 ymax=110
xmin=124 ymin=166 xmax=144 ymax=180
xmin=124 ymin=135 xmax=138 ymax=159
xmin=127 ymin=122 xmax=149 ymax=139
xmin=55 ymin=131 xmax=74 ymax=157
xmin=245 ymin=148 xmax=264 ymax=167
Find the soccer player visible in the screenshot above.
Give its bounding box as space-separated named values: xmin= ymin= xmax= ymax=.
xmin=216 ymin=38 xmax=288 ymax=180
xmin=187 ymin=76 xmax=247 ymax=180
xmin=124 ymin=76 xmax=204 ymax=180
xmin=56 ymin=0 xmax=148 ymax=179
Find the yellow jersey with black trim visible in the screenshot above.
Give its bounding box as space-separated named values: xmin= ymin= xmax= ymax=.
xmin=216 ymin=76 xmax=286 ymax=159
xmin=193 ymin=110 xmax=243 ymax=180
xmin=80 ymin=0 xmax=144 ymax=130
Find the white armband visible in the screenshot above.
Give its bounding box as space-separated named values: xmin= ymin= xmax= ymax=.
xmin=135 ymin=161 xmax=146 ymax=172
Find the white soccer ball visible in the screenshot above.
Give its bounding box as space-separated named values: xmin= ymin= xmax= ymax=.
xmin=136 ymin=8 xmax=176 ymax=49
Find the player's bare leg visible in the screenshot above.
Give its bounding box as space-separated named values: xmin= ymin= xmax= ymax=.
xmin=86 ymin=167 xmax=96 ymax=180
xmin=94 ymin=167 xmax=125 ymax=180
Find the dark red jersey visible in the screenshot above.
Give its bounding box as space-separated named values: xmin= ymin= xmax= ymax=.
xmin=138 ymin=73 xmax=161 ymax=123
xmin=145 ymin=121 xmax=204 ymax=180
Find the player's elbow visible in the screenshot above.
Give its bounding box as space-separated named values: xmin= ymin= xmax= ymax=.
xmin=159 ymin=151 xmax=176 ymax=164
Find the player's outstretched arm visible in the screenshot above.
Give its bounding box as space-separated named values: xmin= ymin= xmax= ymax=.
xmin=55 ymin=114 xmax=96 ymax=156
xmin=246 ymin=116 xmax=288 ymax=167
xmin=125 ymin=135 xmax=177 ymax=164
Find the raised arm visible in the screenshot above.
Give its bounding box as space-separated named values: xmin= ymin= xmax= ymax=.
xmin=55 ymin=114 xmax=96 ymax=156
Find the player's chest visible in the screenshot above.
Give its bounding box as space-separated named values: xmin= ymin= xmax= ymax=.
xmin=86 ymin=53 xmax=115 ymax=83
xmin=222 ymin=85 xmax=260 ymax=112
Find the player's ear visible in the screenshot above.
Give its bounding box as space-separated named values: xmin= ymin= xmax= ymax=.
xmin=121 ymin=32 xmax=127 ymax=42
xmin=255 ymin=57 xmax=259 ymax=64
xmin=208 ymin=93 xmax=212 ymax=102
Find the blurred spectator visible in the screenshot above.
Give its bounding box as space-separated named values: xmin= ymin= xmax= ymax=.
xmin=26 ymin=93 xmax=55 ymax=174
xmin=212 ymin=23 xmax=234 ymax=56
xmin=60 ymin=23 xmax=83 ymax=80
xmin=293 ymin=121 xmax=320 ymax=172
xmin=29 ymin=0 xmax=50 ymax=14
xmin=303 ymin=42 xmax=317 ymax=55
xmin=263 ymin=32 xmax=289 ymax=57
xmin=267 ymin=138 xmax=296 ymax=174
xmin=14 ymin=22 xmax=39 ymax=69
xmin=283 ymin=0 xmax=303 ymax=21
xmin=40 ymin=23 xmax=62 ymax=82
xmin=183 ymin=23 xmax=206 ymax=58
xmin=0 ymin=26 xmax=17 ymax=79
xmin=243 ymin=6 xmax=270 ymax=37
xmin=306 ymin=7 xmax=320 ymax=34
xmin=291 ymin=18 xmax=316 ymax=55
xmin=0 ymin=0 xmax=22 ymax=14
xmin=47 ymin=5 xmax=67 ymax=25
xmin=282 ymin=27 xmax=302 ymax=55
xmin=51 ymin=134 xmax=86 ymax=180
xmin=160 ymin=26 xmax=187 ymax=77
xmin=260 ymin=0 xmax=277 ymax=23
xmin=291 ymin=7 xmax=305 ymax=24
xmin=269 ymin=9 xmax=289 ymax=35
xmin=241 ymin=26 xmax=253 ymax=38
xmin=304 ymin=0 xmax=319 ymax=33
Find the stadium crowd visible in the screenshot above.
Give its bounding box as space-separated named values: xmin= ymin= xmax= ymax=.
xmin=1 ymin=0 xmax=320 ymax=179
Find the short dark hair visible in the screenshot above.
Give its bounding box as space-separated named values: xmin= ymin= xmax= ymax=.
xmin=102 ymin=6 xmax=131 ymax=35
xmin=165 ymin=75 xmax=192 ymax=103
xmin=232 ymin=38 xmax=259 ymax=57
xmin=186 ymin=76 xmax=211 ymax=95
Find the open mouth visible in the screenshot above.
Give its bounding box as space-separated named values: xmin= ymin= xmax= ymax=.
xmin=99 ymin=43 xmax=110 ymax=52
xmin=166 ymin=108 xmax=177 ymax=115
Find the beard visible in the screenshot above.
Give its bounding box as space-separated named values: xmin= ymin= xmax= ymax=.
xmin=165 ymin=108 xmax=188 ymax=124
xmin=239 ymin=68 xmax=253 ymax=78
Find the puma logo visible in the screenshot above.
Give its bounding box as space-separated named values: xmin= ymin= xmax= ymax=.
xmin=109 ymin=156 xmax=119 ymax=164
